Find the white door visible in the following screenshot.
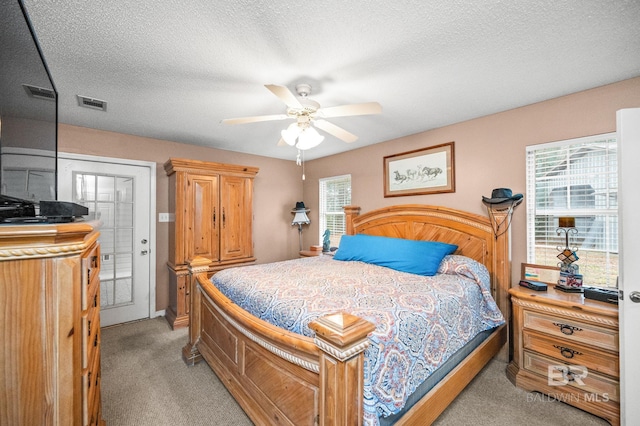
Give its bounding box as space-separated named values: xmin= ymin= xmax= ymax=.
xmin=617 ymin=108 xmax=640 ymax=425
xmin=58 ymin=154 xmax=156 ymax=327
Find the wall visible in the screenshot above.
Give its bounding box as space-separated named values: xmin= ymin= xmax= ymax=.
xmin=304 ymin=76 xmax=640 ymax=286
xmin=57 ymin=77 xmax=640 ymax=312
xmin=58 ymin=124 xmax=304 ymax=312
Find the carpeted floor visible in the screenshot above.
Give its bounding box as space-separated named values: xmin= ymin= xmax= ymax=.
xmin=101 ymin=317 xmax=610 ymax=425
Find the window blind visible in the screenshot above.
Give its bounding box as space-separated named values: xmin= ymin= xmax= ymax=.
xmin=526 ymin=133 xmax=618 ymax=287
xmin=319 ymin=175 xmax=351 ymax=248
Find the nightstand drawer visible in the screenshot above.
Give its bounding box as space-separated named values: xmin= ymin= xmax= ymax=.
xmin=523 ymin=310 xmax=618 ymax=352
xmin=523 ymin=330 xmax=619 ymax=377
xmin=523 ymin=351 xmax=619 ymax=402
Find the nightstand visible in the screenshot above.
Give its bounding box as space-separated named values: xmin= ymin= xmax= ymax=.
xmin=507 ymin=287 xmax=619 ymax=425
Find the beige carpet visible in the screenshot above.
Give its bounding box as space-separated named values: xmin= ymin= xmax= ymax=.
xmin=101 ymin=317 xmax=610 ymax=425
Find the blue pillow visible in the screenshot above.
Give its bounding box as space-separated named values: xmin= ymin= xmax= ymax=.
xmin=333 ymin=234 xmax=457 ymax=276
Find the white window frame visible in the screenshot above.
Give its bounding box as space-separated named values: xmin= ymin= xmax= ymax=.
xmin=319 ymin=174 xmax=351 ymax=249
xmin=525 ymin=132 xmax=618 ymax=287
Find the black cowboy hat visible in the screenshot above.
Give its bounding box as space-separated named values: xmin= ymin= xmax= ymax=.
xmin=482 ymin=188 xmax=523 ymax=207
xmin=292 ymin=201 xmax=310 ymax=212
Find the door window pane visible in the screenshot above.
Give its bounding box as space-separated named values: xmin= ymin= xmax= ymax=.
xmin=99 ymin=229 xmax=114 ymax=254
xmin=116 ymin=203 xmax=133 ymax=227
xmin=116 ymin=228 xmax=133 ymax=253
xmin=117 ymin=177 xmax=133 ymax=202
xmin=115 ymin=278 xmax=133 ymax=305
xmin=97 ymin=175 xmax=115 ymax=201
xmin=75 ymin=174 xmax=96 ymax=201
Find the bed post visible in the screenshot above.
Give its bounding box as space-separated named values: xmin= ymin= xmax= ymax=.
xmin=309 ymin=312 xmax=376 ymax=426
xmin=182 ymin=256 xmax=211 ymax=365
xmin=491 ymin=210 xmax=512 ymax=362
xmin=343 ymin=205 xmax=361 ymax=235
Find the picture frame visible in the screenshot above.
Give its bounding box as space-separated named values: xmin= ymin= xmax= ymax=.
xmin=521 ymin=263 xmax=561 ymax=285
xmin=383 ymin=142 xmax=455 ymax=197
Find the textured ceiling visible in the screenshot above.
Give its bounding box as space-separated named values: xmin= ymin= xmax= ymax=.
xmin=20 ymin=0 xmax=640 ymax=161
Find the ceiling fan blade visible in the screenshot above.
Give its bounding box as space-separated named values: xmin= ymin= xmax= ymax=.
xmin=314 ymin=119 xmax=358 ymax=143
xmin=318 ymin=102 xmax=382 ymax=118
xmin=265 ymin=84 xmax=303 ymax=109
xmin=221 ymin=114 xmax=289 ymax=125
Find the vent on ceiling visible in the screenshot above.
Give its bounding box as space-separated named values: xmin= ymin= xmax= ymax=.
xmin=77 ymin=95 xmax=107 ymax=111
xmin=22 ymin=84 xmax=56 ymax=100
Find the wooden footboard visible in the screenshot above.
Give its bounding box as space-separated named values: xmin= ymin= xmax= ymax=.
xmin=183 ymin=257 xmax=375 ymax=425
xmin=182 ymin=204 xmax=512 ymax=425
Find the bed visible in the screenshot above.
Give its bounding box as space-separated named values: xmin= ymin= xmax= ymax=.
xmin=182 ymin=204 xmax=512 ymax=425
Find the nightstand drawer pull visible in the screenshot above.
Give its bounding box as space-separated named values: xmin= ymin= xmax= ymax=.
xmin=555 ymin=366 xmax=580 ymax=383
xmin=553 ymin=322 xmax=582 ymax=335
xmin=553 ymin=345 xmax=582 ymax=359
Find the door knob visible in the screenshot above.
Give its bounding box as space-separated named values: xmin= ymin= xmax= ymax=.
xmin=141 ymin=250 xmax=148 ymax=255
xmin=630 ymin=291 xmax=640 ymax=303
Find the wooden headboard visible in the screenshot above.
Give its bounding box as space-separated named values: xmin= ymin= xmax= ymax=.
xmin=344 ymin=204 xmax=511 ymax=348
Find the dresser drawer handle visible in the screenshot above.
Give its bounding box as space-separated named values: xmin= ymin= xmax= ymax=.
xmin=555 ymin=366 xmax=580 ymax=383
xmin=553 ymin=322 xmax=582 ymax=335
xmin=553 ymin=345 xmax=582 ymax=359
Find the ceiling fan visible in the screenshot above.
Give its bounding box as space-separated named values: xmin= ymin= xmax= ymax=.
xmin=222 ymin=84 xmax=382 ymax=150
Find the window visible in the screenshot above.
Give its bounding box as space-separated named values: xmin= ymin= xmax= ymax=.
xmin=526 ymin=133 xmax=618 ymax=287
xmin=319 ymin=175 xmax=351 ymax=248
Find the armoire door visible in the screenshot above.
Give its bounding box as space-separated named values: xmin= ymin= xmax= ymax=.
xmin=219 ymin=175 xmax=253 ymax=261
xmin=186 ymin=173 xmax=219 ymax=262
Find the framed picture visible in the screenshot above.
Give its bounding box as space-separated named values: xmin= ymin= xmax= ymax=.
xmin=383 ymin=142 xmax=455 ymax=197
xmin=521 ymin=263 xmax=561 ymax=285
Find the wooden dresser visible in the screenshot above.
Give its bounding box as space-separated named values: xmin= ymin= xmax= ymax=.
xmin=164 ymin=158 xmax=259 ymax=329
xmin=0 ymin=222 xmax=104 ymax=426
xmin=507 ymin=286 xmax=619 ymax=425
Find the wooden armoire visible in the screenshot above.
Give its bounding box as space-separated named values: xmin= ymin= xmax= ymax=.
xmin=164 ymin=158 xmax=259 ymax=329
xmin=0 ymin=222 xmax=104 ymax=426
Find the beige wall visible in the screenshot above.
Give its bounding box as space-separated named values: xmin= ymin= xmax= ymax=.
xmin=57 ymin=76 xmax=640 ymax=312
xmin=304 ymin=76 xmax=640 ymax=286
xmin=58 ymin=125 xmax=304 ymax=312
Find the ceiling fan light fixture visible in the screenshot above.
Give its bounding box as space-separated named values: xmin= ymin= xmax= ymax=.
xmin=281 ymin=123 xmax=301 ymax=146
xmin=222 ymin=83 xmax=381 ymax=154
xmin=296 ymin=126 xmax=324 ymax=150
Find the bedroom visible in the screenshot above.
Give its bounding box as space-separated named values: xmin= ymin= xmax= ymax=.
xmin=1 ymin=0 xmax=640 ymax=425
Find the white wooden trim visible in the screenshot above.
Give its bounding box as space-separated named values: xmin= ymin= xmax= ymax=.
xmin=617 ymin=108 xmax=640 ymax=425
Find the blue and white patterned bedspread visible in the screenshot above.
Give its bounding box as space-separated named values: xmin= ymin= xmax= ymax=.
xmin=211 ymin=254 xmax=504 ymax=425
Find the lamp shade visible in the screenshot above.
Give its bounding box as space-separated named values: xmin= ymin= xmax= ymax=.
xmin=291 ymin=201 xmax=310 ymax=225
xmin=292 ymin=211 xmax=310 ymax=225
xmin=295 ymin=127 xmax=324 ymax=150
xmin=281 ymin=123 xmax=301 ymax=146
xmin=558 ymin=217 xmax=576 ymax=228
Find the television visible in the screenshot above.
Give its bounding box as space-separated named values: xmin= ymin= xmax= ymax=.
xmin=0 ymin=0 xmax=58 ymax=215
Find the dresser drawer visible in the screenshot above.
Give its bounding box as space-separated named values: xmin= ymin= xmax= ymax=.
xmin=523 ymin=330 xmax=619 ymax=377
xmin=523 ymin=310 xmax=618 ymax=352
xmin=82 ymin=244 xmax=101 ymax=311
xmin=89 ymin=376 xmax=103 ymax=426
xmin=83 ymin=345 xmax=101 ymax=426
xmin=82 ymin=299 xmax=100 ymax=369
xmin=523 ymin=350 xmax=619 ymax=402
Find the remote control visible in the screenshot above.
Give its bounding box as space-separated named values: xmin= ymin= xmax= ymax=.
xmin=519 ymin=279 xmax=548 ymax=291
